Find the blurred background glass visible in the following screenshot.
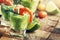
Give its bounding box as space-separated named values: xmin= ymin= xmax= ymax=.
xmin=42 ymin=0 xmax=60 ymax=8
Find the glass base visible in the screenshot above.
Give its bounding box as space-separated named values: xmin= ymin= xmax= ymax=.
xmin=1 ymin=17 xmax=27 ymax=38
xmin=10 ymin=30 xmax=27 ymax=37
xmin=1 ymin=18 xmax=11 ymax=26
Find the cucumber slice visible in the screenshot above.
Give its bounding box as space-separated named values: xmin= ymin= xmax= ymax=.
xmin=13 ymin=0 xmax=21 ymax=4
xmin=1 ymin=5 xmax=16 ymax=21
xmin=1 ymin=10 xmax=10 ymax=21
xmin=27 ymin=19 xmax=37 ymax=30
xmin=27 ymin=23 xmax=40 ymax=32
xmin=46 ymin=1 xmax=60 ymax=15
xmin=27 ymin=18 xmax=40 ymax=32
xmin=10 ymin=13 xmax=29 ymax=30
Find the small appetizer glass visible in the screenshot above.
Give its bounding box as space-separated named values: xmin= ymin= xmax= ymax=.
xmin=1 ymin=5 xmax=29 ymax=38
xmin=9 ymin=13 xmax=29 ymax=37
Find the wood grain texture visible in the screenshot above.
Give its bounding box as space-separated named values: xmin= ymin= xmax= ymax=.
xmin=0 ymin=14 xmax=60 ymax=40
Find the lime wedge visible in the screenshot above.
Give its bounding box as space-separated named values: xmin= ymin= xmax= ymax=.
xmin=46 ymin=1 xmax=60 ymax=14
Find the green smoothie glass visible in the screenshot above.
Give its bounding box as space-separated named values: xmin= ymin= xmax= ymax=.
xmin=21 ymin=0 xmax=39 ymax=13
xmin=1 ymin=4 xmax=29 ymax=37
xmin=10 ymin=13 xmax=29 ymax=37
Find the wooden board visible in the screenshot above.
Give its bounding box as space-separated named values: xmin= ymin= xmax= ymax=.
xmin=0 ymin=15 xmax=59 ymax=40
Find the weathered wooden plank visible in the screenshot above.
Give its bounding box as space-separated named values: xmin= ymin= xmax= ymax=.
xmin=34 ymin=30 xmax=51 ymax=38
xmin=39 ymin=16 xmax=58 ymax=32
xmin=0 ymin=15 xmax=60 ymax=40
xmin=56 ymin=19 xmax=60 ymax=28
xmin=27 ymin=30 xmax=51 ymax=40
xmin=52 ymin=19 xmax=60 ymax=33
xmin=48 ymin=33 xmax=60 ymax=40
xmin=0 ymin=35 xmax=23 ymax=40
xmin=48 ymin=16 xmax=59 ymax=21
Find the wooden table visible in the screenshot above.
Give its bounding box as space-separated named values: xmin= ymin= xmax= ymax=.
xmin=0 ymin=13 xmax=60 ymax=40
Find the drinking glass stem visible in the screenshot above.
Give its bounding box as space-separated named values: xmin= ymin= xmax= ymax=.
xmin=23 ymin=30 xmax=28 ymax=40
xmin=19 ymin=30 xmax=27 ymax=37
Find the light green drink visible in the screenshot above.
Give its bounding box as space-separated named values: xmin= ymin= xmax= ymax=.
xmin=21 ymin=0 xmax=39 ymax=12
xmin=10 ymin=13 xmax=29 ymax=31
